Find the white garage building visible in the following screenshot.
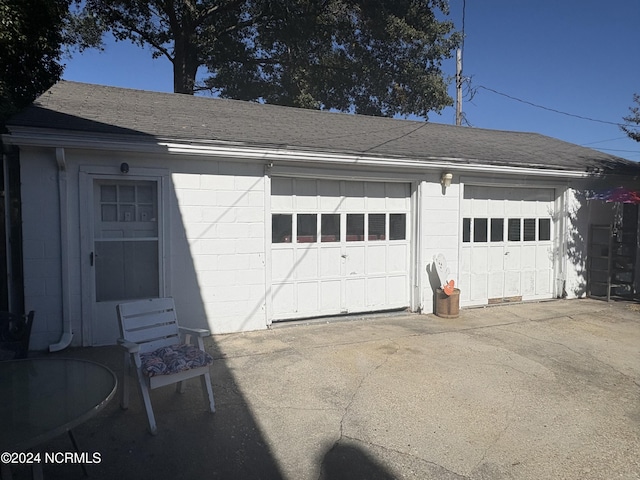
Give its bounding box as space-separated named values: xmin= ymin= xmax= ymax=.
xmin=3 ymin=81 xmax=637 ymax=350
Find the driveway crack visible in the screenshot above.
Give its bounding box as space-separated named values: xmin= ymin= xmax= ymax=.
xmin=317 ymin=340 xmax=400 ymax=480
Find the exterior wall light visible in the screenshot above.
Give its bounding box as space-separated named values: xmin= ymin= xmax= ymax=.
xmin=440 ymin=172 xmax=453 ymax=188
xmin=120 ymin=162 xmax=129 ymax=174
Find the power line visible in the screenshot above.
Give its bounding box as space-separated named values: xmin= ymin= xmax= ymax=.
xmin=475 ymin=85 xmax=630 ymax=127
xmin=581 ymin=136 xmax=629 ymax=146
xmin=595 ymin=147 xmax=640 ymax=153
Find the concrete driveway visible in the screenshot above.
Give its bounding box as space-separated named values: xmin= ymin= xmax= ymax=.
xmin=11 ymin=299 xmax=640 ymax=479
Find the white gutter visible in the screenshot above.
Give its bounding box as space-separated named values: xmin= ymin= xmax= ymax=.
xmin=157 ymin=142 xmax=593 ymax=179
xmin=49 ymin=147 xmax=73 ymax=352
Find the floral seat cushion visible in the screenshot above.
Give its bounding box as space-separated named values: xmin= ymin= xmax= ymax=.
xmin=140 ymin=344 xmax=213 ymax=377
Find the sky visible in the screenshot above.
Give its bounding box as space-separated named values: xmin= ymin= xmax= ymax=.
xmin=61 ymin=0 xmax=640 ymax=162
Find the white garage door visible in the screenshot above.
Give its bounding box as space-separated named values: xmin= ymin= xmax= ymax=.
xmin=270 ymin=178 xmax=411 ymax=320
xmin=460 ymin=186 xmax=556 ymax=305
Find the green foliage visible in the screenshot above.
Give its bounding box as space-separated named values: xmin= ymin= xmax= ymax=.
xmin=621 ymin=94 xmax=640 ymax=142
xmin=70 ymin=0 xmax=461 ymax=118
xmin=0 ymin=0 xmax=70 ymax=123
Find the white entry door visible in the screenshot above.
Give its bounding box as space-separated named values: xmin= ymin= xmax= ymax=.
xmin=460 ymin=185 xmax=556 ymax=305
xmin=270 ymin=179 xmax=411 ymax=320
xmin=84 ymin=178 xmax=163 ymax=345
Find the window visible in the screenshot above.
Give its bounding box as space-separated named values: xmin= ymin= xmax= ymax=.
xmin=523 ymin=218 xmax=536 ymax=241
xmin=100 ymin=183 xmax=156 ymax=224
xmin=347 ymin=214 xmax=365 ymax=241
xmin=321 ymin=214 xmax=340 ymax=242
xmin=491 ymin=218 xmax=504 ymax=242
xmin=297 ymin=214 xmax=317 ymax=243
xmin=389 ymin=214 xmax=406 ymax=240
xmin=539 ymin=218 xmax=551 ymax=241
xmin=464 ymin=216 xmax=551 ymax=243
xmin=473 ymin=218 xmax=488 ymax=243
xmin=95 ymin=180 xmax=159 ymax=302
xmin=508 ymin=219 xmax=521 ymax=241
xmin=368 ymin=214 xmax=385 ymax=240
xmin=463 ymin=218 xmax=471 ymax=243
xmin=272 ymin=214 xmax=292 ymax=243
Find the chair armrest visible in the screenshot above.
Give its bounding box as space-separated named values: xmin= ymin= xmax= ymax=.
xmin=178 ymin=327 xmax=210 ymax=337
xmin=117 ymin=338 xmax=140 ymax=353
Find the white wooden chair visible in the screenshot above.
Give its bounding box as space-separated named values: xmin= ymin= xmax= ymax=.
xmin=117 ymin=297 xmax=215 ymax=434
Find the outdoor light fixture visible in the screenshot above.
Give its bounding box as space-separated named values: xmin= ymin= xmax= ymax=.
xmin=120 ymin=162 xmax=129 ymax=174
xmin=440 ymin=172 xmax=453 ymax=188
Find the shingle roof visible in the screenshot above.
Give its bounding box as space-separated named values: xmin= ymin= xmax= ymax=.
xmin=6 ymin=80 xmax=637 ymax=173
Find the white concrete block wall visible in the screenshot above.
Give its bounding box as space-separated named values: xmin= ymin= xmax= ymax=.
xmin=19 ymin=148 xmax=63 ymax=350
xmin=16 ymin=143 xmax=613 ymax=347
xmin=419 ymin=177 xmax=461 ymax=314
xmin=170 ymin=161 xmax=267 ymax=334
xmin=563 ymin=187 xmax=615 ymax=298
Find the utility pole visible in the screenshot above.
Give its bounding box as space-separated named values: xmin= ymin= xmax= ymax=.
xmin=455 ymin=48 xmax=462 ymax=126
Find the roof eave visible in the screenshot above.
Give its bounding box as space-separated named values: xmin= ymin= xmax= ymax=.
xmin=2 ymin=127 xmax=592 ymax=179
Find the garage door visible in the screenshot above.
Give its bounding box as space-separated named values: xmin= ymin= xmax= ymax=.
xmin=270 ymin=178 xmax=411 ymax=320
xmin=460 ymin=186 xmax=556 ymax=305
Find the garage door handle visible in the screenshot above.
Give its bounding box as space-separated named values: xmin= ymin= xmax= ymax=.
xmin=504 ymin=252 xmax=510 ymax=256
xmin=341 ymin=254 xmax=347 ymax=258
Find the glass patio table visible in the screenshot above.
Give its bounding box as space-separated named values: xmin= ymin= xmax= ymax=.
xmin=0 ymin=357 xmax=117 ymax=454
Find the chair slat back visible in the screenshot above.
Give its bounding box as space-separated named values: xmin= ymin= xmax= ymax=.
xmin=117 ymin=298 xmax=180 ymax=353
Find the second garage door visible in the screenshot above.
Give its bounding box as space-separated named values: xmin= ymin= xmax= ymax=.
xmin=270 ymin=178 xmax=411 ymax=321
xmin=460 ymin=185 xmax=557 ymax=305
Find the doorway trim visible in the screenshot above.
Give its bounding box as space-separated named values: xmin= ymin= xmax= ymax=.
xmin=79 ymin=165 xmax=170 ymax=346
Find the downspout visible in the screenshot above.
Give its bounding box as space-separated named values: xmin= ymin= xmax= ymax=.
xmin=49 ymin=147 xmax=73 ymax=351
xmin=2 ymin=148 xmax=14 ymax=312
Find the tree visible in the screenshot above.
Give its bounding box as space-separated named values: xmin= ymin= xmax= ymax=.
xmin=71 ymin=0 xmax=461 ymax=118
xmin=621 ymin=94 xmax=640 ymax=142
xmin=0 ymin=0 xmax=70 ymax=123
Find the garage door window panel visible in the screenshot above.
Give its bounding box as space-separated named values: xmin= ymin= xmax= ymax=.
xmin=389 ymin=214 xmax=406 ymax=240
xmin=473 ymin=218 xmax=488 ymax=242
xmin=523 ymin=218 xmax=536 ymax=241
xmin=508 ymin=219 xmax=521 ymax=241
xmin=539 ymin=218 xmax=551 ymax=241
xmin=297 ymin=214 xmax=317 ymax=243
xmin=368 ymin=214 xmax=386 ymax=240
xmin=321 ymin=214 xmax=340 ymax=242
xmin=463 ymin=218 xmax=471 ymax=243
xmin=272 ymin=214 xmax=292 ymax=243
xmin=491 ymin=219 xmax=504 ymax=242
xmin=347 ymin=214 xmax=365 ymax=241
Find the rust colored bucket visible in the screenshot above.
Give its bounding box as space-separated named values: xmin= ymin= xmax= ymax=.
xmin=435 ymin=288 xmax=460 ymax=318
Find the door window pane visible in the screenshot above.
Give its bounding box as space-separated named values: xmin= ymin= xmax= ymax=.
xmin=97 ymin=181 xmax=157 ymax=234
xmin=508 ymin=219 xmax=521 ymax=241
xmin=95 ymin=240 xmax=159 ymax=302
xmin=523 ymin=218 xmax=536 ymax=241
xmin=491 ymin=218 xmax=504 ymax=242
xmin=473 ymin=218 xmax=488 ymax=242
xmin=321 ymin=214 xmax=340 ymax=242
xmin=100 ymin=185 xmax=117 ymax=202
xmin=463 ymin=218 xmax=471 ymax=243
xmin=101 ymin=204 xmax=117 ymax=222
xmin=347 ymin=214 xmax=365 ymax=241
xmin=119 ymin=185 xmax=135 ymax=202
xmin=539 ymin=218 xmax=551 ymax=241
xmin=272 ymin=214 xmax=292 ymax=243
xmin=389 ymin=214 xmax=406 ymax=240
xmin=368 ymin=214 xmax=385 ymax=240
xmin=120 ymin=204 xmax=136 ymax=222
xmin=137 ymin=185 xmax=154 ymax=203
xmin=297 ymin=214 xmax=317 ymax=243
